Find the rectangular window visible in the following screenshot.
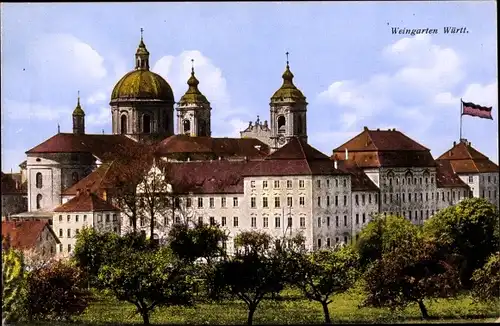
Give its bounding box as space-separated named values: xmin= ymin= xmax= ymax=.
xmin=362 ymin=194 xmax=366 ymax=205
xmin=210 ymin=216 xmax=215 ymax=226
xmin=209 ymin=197 xmax=215 ymax=208
xmin=251 ymin=217 xmax=256 ymax=228
xmin=67 ymin=215 xmax=70 ymax=222
xmin=287 ymin=180 xmax=292 ymax=188
xmin=344 ymin=215 xmax=347 ymax=227
xmin=326 ymin=196 xmax=330 ymax=206
xmin=317 ymin=238 xmax=322 ymax=248
xmin=336 ymin=237 xmax=339 ymax=243
xmin=327 ymin=238 xmax=331 ymax=247
xmin=317 ymin=180 xmax=321 ymax=188
xmin=343 ymin=195 xmax=347 ymax=206
xmin=59 ymin=215 xmax=63 ymax=222
xmin=221 ymin=216 xmax=226 ymax=226
xmin=113 ymin=214 xmax=117 ymax=222
xmin=402 ymin=193 xmax=406 ymax=202
xmin=390 ymin=194 xmax=393 ymax=203
xmin=67 ymin=229 xmax=71 ymax=238
xmin=75 ymin=215 xmax=79 ymax=222
xmin=409 ymin=193 xmax=412 ymax=202
xmin=198 ymin=216 xmax=203 ymax=225
xmin=275 ymin=197 xmax=280 ymax=208
xmin=420 ymin=193 xmax=423 ymax=201
xmin=233 ymin=197 xmax=239 ymax=207
xmin=287 ymin=217 xmax=292 ymax=228
xmin=317 ymin=217 xmax=321 ymax=227
xmin=363 ymin=213 xmax=367 ymax=224
xmin=299 ymin=197 xmax=305 ymax=206
xmin=233 ymin=217 xmax=239 ymax=227
xmin=68 ymin=244 xmax=72 ymax=253
xmin=384 ymin=194 xmax=387 ymax=204
xmin=287 ymin=197 xmax=293 ymax=207
xmin=98 ymin=214 xmax=102 ymax=222
xmin=355 ymin=195 xmax=359 ymax=205
xmin=409 ymin=211 xmax=412 ymax=219
xmin=263 ymin=197 xmax=269 ymax=208
xmin=375 ymin=194 xmax=378 ymax=204
xmin=326 ymin=216 xmax=330 ymax=227
xmin=251 ymin=197 xmax=256 ymax=208
xmin=76 ymin=228 xmax=80 ymax=235
xmin=251 ymin=180 xmax=255 ymax=188
xmin=198 ymin=197 xmax=203 ymax=208
xmin=186 ymin=198 xmax=192 ymax=208
xmin=275 ymin=217 xmax=280 ymax=228
xmin=335 ymin=179 xmax=338 ymax=187
xmin=326 ymin=179 xmax=330 ymax=187
xmin=221 ymin=197 xmax=226 ymax=208
xmin=344 ymin=236 xmax=348 ymax=243
xmin=335 ymin=195 xmax=338 ymax=206
xmin=300 ymin=217 xmax=305 ymax=228
xmin=299 ymin=180 xmax=305 ymax=188
xmin=274 ymin=180 xmax=280 ymax=189
xmin=442 ymin=192 xmax=445 ymax=201
xmin=263 ymin=181 xmax=268 ymax=189
xmin=336 ymin=216 xmax=339 ymax=227
xmin=355 ymin=214 xmax=359 ymax=225
xmin=488 ymin=176 xmax=491 ymax=183
xmin=106 ymin=214 xmax=110 ymax=223
xmin=317 ymin=197 xmax=321 ymax=207
xmin=263 ymin=217 xmax=269 ymax=228
xmin=59 ymin=229 xmax=63 ymax=237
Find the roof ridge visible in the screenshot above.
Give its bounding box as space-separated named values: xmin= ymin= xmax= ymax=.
xmin=366 ymin=130 xmax=379 ymax=151
xmin=297 ymin=138 xmax=314 ymax=174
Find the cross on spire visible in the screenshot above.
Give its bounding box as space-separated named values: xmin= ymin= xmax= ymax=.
xmin=286 ymin=52 xmax=289 ymax=66
xmin=191 ymin=58 xmax=195 ymax=74
xmin=140 ymin=27 xmax=144 ymax=41
xmin=77 ymin=90 xmax=80 ymax=105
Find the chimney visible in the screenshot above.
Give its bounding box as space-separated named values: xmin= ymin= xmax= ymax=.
xmin=453 ymin=141 xmax=456 ymax=146
xmin=334 ymin=160 xmax=338 ymax=169
xmin=363 ymin=126 xmax=368 ymax=131
xmin=345 ymin=148 xmax=349 ymax=160
xmin=376 ymin=128 xmax=380 ymax=131
xmin=187 ymin=157 xmax=191 ymax=162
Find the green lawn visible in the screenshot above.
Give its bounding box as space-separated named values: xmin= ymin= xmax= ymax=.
xmin=24 ymin=287 xmax=497 ymax=325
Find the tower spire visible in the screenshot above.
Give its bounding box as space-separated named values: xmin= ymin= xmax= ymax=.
xmin=286 ymin=51 xmax=289 ymax=67
xmin=135 ymin=28 xmax=150 ymax=70
xmin=140 ymin=27 xmax=144 ymax=42
xmin=73 ymin=90 xmax=85 ymax=134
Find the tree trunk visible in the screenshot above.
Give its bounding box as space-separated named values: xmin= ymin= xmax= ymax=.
xmin=247 ymin=304 xmax=256 ymax=325
xmin=321 ymin=301 xmax=332 ymax=324
xmin=417 ymin=300 xmax=429 ymax=320
xmin=140 ymin=310 xmax=150 ymax=325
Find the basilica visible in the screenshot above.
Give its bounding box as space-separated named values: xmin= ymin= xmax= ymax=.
xmin=4 ymin=34 xmax=499 ymax=254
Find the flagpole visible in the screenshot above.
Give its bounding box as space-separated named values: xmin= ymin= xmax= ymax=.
xmin=459 ymin=98 xmax=463 ymax=141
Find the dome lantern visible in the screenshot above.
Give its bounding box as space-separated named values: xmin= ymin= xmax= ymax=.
xmin=178 ymin=59 xmax=210 ymax=106
xmin=271 ymin=52 xmax=306 ymax=103
xmin=135 ymin=28 xmax=150 ymax=70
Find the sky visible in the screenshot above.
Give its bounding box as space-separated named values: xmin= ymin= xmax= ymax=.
xmin=1 ymin=2 xmax=498 ymax=172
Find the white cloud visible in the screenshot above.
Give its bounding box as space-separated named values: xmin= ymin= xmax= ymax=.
xmin=2 ymin=99 xmax=71 ymax=121
xmin=87 ymin=91 xmax=107 ymax=105
xmin=86 ymin=106 xmax=111 ymax=127
xmin=27 ymin=33 xmax=107 ymax=85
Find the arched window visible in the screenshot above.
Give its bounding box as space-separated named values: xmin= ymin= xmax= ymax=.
xmin=120 ymin=115 xmax=128 ymax=134
xmin=72 ymin=172 xmax=79 ymax=183
xmin=277 ymin=116 xmax=286 ymax=133
xmin=36 ymin=172 xmax=43 ymax=188
xmin=183 ymin=120 xmax=191 ymax=134
xmin=36 ymin=194 xmax=42 ymax=209
xmin=143 ymin=114 xmax=151 ymax=134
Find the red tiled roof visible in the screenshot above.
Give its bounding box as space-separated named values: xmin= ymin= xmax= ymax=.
xmin=437 ymin=140 xmax=498 ymax=173
xmin=337 ymin=160 xmax=379 ymax=192
xmin=247 ymin=137 xmax=346 ymax=176
xmin=1 ymin=173 xmax=26 ymax=195
xmin=54 ymin=191 xmax=120 ymax=212
xmin=2 ymin=220 xmax=60 ymax=250
xmin=332 ymin=128 xmax=435 ymax=168
xmin=435 ymin=160 xmax=470 ymax=188
xmin=155 ymin=135 xmax=270 ymax=159
xmin=26 ymin=133 xmax=140 ymax=161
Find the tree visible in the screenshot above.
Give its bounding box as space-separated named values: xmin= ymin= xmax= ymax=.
xmin=356 ymin=214 xmax=417 ymax=271
xmin=362 ymin=225 xmax=460 ymax=319
xmin=2 ymin=248 xmax=27 ymax=324
xmin=98 ymin=247 xmax=194 ymax=325
xmin=213 ymin=231 xmax=285 ymax=325
xmin=423 ymin=198 xmax=499 ymax=289
xmin=471 ymin=251 xmax=500 ymax=302
xmin=25 ymin=260 xmax=90 ymax=321
xmin=287 ymin=246 xmax=360 ymax=324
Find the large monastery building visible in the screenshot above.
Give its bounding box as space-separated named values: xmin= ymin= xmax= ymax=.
xmin=4 ymin=35 xmax=498 ymax=254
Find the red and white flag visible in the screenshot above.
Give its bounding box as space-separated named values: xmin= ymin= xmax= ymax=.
xmin=462 ymin=100 xmax=493 ymax=120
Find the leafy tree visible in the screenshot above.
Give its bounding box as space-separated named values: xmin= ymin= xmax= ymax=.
xmin=25 ymin=260 xmax=90 ymax=321
xmin=356 ymin=214 xmax=418 ymax=271
xmin=423 ymin=198 xmax=499 ymax=288
xmin=213 ymin=231 xmax=285 ymax=325
xmin=2 ymin=247 xmax=27 ymax=324
xmin=471 ymin=251 xmax=500 ymax=302
xmin=363 ymin=225 xmax=460 ymax=319
xmin=287 ymin=246 xmax=360 ymax=324
xmin=98 ymin=247 xmax=193 ymax=325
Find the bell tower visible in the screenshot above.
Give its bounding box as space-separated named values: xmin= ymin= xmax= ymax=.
xmin=269 ymin=52 xmax=308 ymax=151
xmin=72 ymin=91 xmax=85 ymax=135
xmin=176 ymin=59 xmax=212 ymax=137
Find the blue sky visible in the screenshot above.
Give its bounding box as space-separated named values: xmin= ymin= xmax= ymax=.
xmin=1 ymin=2 xmax=497 ymax=172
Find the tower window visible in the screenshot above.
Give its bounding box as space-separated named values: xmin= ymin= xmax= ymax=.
xmin=277 ymin=116 xmax=286 ymax=133
xmin=36 ymin=172 xmax=43 ymax=188
xmin=36 ymin=194 xmax=42 ymax=209
xmin=198 ymin=120 xmax=207 ymax=136
xmin=297 ymin=115 xmax=303 ymax=134
xmin=120 ymin=115 xmax=128 ymax=134
xmin=163 ymin=114 xmax=168 ymax=132
xmin=143 ymin=114 xmax=151 ymax=134
xmin=183 ymin=120 xmax=191 ymax=134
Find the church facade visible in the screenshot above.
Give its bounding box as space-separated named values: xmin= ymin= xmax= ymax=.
xmin=11 ymin=34 xmax=499 ymax=253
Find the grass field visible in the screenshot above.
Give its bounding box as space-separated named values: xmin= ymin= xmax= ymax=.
xmin=19 ymin=286 xmax=500 ymax=325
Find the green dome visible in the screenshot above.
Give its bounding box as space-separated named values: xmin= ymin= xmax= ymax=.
xmin=111 ymin=69 xmax=174 ymax=103
xmin=271 ymin=64 xmax=306 ymax=103
xmin=178 ymin=69 xmax=210 ymax=106
xmin=72 ymin=96 xmax=85 ymax=116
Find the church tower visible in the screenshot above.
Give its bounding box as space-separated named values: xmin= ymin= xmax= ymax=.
xmin=176 ymin=59 xmax=212 ymax=137
xmin=110 ymin=29 xmax=175 ymax=141
xmin=269 ymin=53 xmax=308 ymax=151
xmin=72 ymin=92 xmax=85 ymax=135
